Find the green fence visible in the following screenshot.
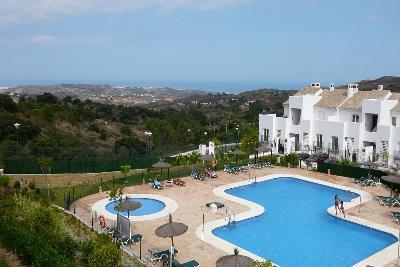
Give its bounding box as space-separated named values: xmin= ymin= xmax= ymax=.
xmin=317 ymin=162 xmax=388 ymax=179
xmin=4 ymin=156 xmax=176 ymax=174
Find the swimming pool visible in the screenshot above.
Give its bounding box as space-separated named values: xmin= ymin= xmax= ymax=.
xmin=212 ymin=177 xmax=397 ymax=267
xmin=105 ymin=197 xmax=166 ymax=217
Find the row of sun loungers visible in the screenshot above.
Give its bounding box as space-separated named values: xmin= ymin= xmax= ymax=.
xmin=191 ymin=168 xmax=217 ymax=180
xmin=377 ymin=195 xmax=400 ymax=207
xmin=105 ymin=227 xmax=144 ymax=246
xmin=148 ymin=178 xmax=186 ymax=189
xmin=353 ymin=176 xmax=381 ymax=187
xmin=147 ymin=248 xmax=199 ymax=266
xmin=390 ymin=211 xmax=400 ymax=224
xmin=224 ymin=165 xmax=249 ymax=175
xmin=248 ymin=162 xmax=272 ymax=169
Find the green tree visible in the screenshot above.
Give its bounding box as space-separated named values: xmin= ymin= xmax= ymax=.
xmin=37 ymin=156 xmax=53 ymax=201
xmin=240 ymin=128 xmax=259 ymax=154
xmin=88 ymin=234 xmax=122 ymax=267
xmin=120 ymin=164 xmax=131 ymax=183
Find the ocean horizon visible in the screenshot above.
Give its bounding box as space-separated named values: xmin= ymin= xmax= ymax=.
xmin=0 ymin=79 xmax=304 ymax=93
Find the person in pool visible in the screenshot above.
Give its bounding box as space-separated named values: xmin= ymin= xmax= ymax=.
xmin=340 ymin=199 xmax=345 ymax=218
xmin=334 ymin=195 xmax=339 ymax=216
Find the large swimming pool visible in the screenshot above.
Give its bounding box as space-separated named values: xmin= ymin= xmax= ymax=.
xmin=213 ymin=177 xmax=397 ymax=267
xmin=105 ymin=197 xmax=166 ymax=217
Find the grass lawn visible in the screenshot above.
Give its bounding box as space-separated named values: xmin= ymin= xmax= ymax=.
xmin=34 ymin=163 xmax=228 ymax=207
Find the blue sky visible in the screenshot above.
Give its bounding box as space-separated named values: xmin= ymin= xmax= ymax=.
xmin=0 ymin=0 xmax=399 ymax=91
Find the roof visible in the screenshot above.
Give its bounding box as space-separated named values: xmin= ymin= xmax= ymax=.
xmin=283 ymin=87 xmax=321 ymax=105
xmin=339 ymin=90 xmax=390 ymax=110
xmin=390 ymin=93 xmax=400 ymax=112
xmin=314 ymin=89 xmax=348 ymax=108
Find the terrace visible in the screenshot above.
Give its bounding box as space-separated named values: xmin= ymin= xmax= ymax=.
xmin=73 ymin=166 xmax=399 ymax=266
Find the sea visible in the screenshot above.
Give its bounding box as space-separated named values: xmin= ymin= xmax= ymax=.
xmin=0 ymin=79 xmax=304 ymax=93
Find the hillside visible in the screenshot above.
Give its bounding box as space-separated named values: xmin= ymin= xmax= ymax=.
xmin=0 ymin=90 xmax=287 ymax=164
xmin=356 ymin=76 xmax=400 ymax=91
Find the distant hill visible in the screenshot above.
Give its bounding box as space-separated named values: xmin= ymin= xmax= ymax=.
xmin=345 ymin=76 xmax=400 ymax=91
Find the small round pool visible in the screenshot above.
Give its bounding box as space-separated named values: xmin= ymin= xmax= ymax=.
xmin=105 ymin=197 xmax=166 ymax=217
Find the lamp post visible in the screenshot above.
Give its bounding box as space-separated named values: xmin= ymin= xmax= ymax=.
xmin=144 ymin=131 xmax=152 ymax=170
xmin=235 ymin=126 xmax=240 ymax=148
xmin=14 ymin=123 xmax=20 ymax=159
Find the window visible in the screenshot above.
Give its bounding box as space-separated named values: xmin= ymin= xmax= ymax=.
xmin=392 ymin=117 xmax=397 ymax=126
xmin=331 ymin=136 xmax=339 ymax=151
xmin=352 ymin=114 xmax=360 ymax=123
xmin=263 ymin=129 xmax=269 ymax=142
xmin=316 ymin=134 xmax=323 ymax=148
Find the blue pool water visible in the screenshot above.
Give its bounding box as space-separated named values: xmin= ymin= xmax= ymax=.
xmin=105 ymin=197 xmax=166 ymax=216
xmin=213 ymin=177 xmax=397 ymax=267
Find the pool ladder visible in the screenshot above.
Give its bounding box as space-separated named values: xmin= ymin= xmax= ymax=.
xmin=225 ymin=208 xmax=236 ymax=225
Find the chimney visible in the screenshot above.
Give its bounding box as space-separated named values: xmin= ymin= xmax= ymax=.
xmin=329 ymin=83 xmax=335 ymax=91
xmin=347 ymin=84 xmax=359 ymax=97
xmin=378 ymin=84 xmax=383 ymax=91
xmin=311 ymin=82 xmax=321 ymax=89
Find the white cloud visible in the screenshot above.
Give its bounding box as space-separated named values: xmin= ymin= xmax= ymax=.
xmin=0 ymin=0 xmax=250 ymax=28
xmin=367 ymin=15 xmax=384 ymax=22
xmin=0 ymin=34 xmax=114 ymax=46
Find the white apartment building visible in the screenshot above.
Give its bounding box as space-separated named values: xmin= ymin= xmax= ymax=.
xmin=259 ymin=83 xmax=400 ymax=164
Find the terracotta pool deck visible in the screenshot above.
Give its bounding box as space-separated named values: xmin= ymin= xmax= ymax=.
xmin=73 ymin=167 xmax=400 ymax=266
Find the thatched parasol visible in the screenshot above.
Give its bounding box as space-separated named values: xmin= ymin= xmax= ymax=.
xmin=381 ymin=175 xmax=400 ymax=197
xmin=199 ymin=154 xmax=216 ymax=162
xmin=152 ymin=160 xmax=171 ymax=179
xmin=155 ymin=214 xmax=188 ymax=247
xmin=361 ymin=160 xmax=379 ymax=174
xmin=255 ymin=145 xmax=270 ymax=153
xmin=230 ymin=150 xmax=245 ymax=167
xmin=255 ymin=145 xmax=272 ymax=163
xmin=117 ymin=197 xmax=142 ymax=218
xmin=216 ymin=248 xmax=254 ymax=267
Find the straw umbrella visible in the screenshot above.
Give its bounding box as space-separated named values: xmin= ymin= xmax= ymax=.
xmin=381 ymin=175 xmax=400 ymax=198
xmin=255 ymin=145 xmax=271 ymax=163
xmin=118 ymin=196 xmax=142 ymax=218
xmin=155 ymin=214 xmax=188 ymax=266
xmin=216 ymin=248 xmax=254 ymax=267
xmin=155 ymin=214 xmax=188 ymax=246
xmin=362 ymin=160 xmax=379 ymax=174
xmin=199 ymin=154 xmax=216 ymax=162
xmin=152 ymin=160 xmax=171 ymax=179
xmin=200 ymin=154 xmax=216 ymax=170
xmin=230 ymin=150 xmax=245 ymax=167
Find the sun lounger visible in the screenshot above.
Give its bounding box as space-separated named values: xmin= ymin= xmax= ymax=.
xmin=148 ymin=248 xmax=178 ymax=265
xmin=121 ymin=234 xmax=143 ymax=246
xmin=164 ymin=259 xmax=199 ymax=267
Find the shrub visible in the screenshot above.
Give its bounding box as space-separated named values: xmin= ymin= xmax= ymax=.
xmin=253 ymin=260 xmax=275 ymax=267
xmin=0 ymin=175 xmax=10 ymax=187
xmin=0 ymin=217 xmax=74 ymax=266
xmin=281 ymin=153 xmax=299 ymax=168
xmin=28 ymin=180 xmax=36 ymax=190
xmin=337 ymin=157 xmax=355 ymax=167
xmin=88 ymin=123 xmax=100 ymax=133
xmin=35 ymin=188 xmax=41 ymax=194
xmin=88 ymin=234 xmax=121 ymax=267
xmin=259 ymin=155 xmax=277 ymax=165
xmin=13 ymin=181 xmax=21 ymax=189
xmin=21 ymin=187 xmax=28 ymax=196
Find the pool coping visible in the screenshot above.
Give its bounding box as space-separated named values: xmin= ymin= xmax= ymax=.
xmin=91 ymin=193 xmax=178 ymax=221
xmin=195 ymin=173 xmax=399 ymax=267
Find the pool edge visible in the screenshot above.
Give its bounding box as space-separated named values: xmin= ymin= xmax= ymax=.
xmin=91 ymin=193 xmax=178 ymax=222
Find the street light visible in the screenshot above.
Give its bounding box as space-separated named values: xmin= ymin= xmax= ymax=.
xmin=14 ymin=123 xmax=20 ymax=159
xmin=235 ymin=126 xmax=240 ymax=147
xmin=144 ymin=131 xmax=152 ymax=170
